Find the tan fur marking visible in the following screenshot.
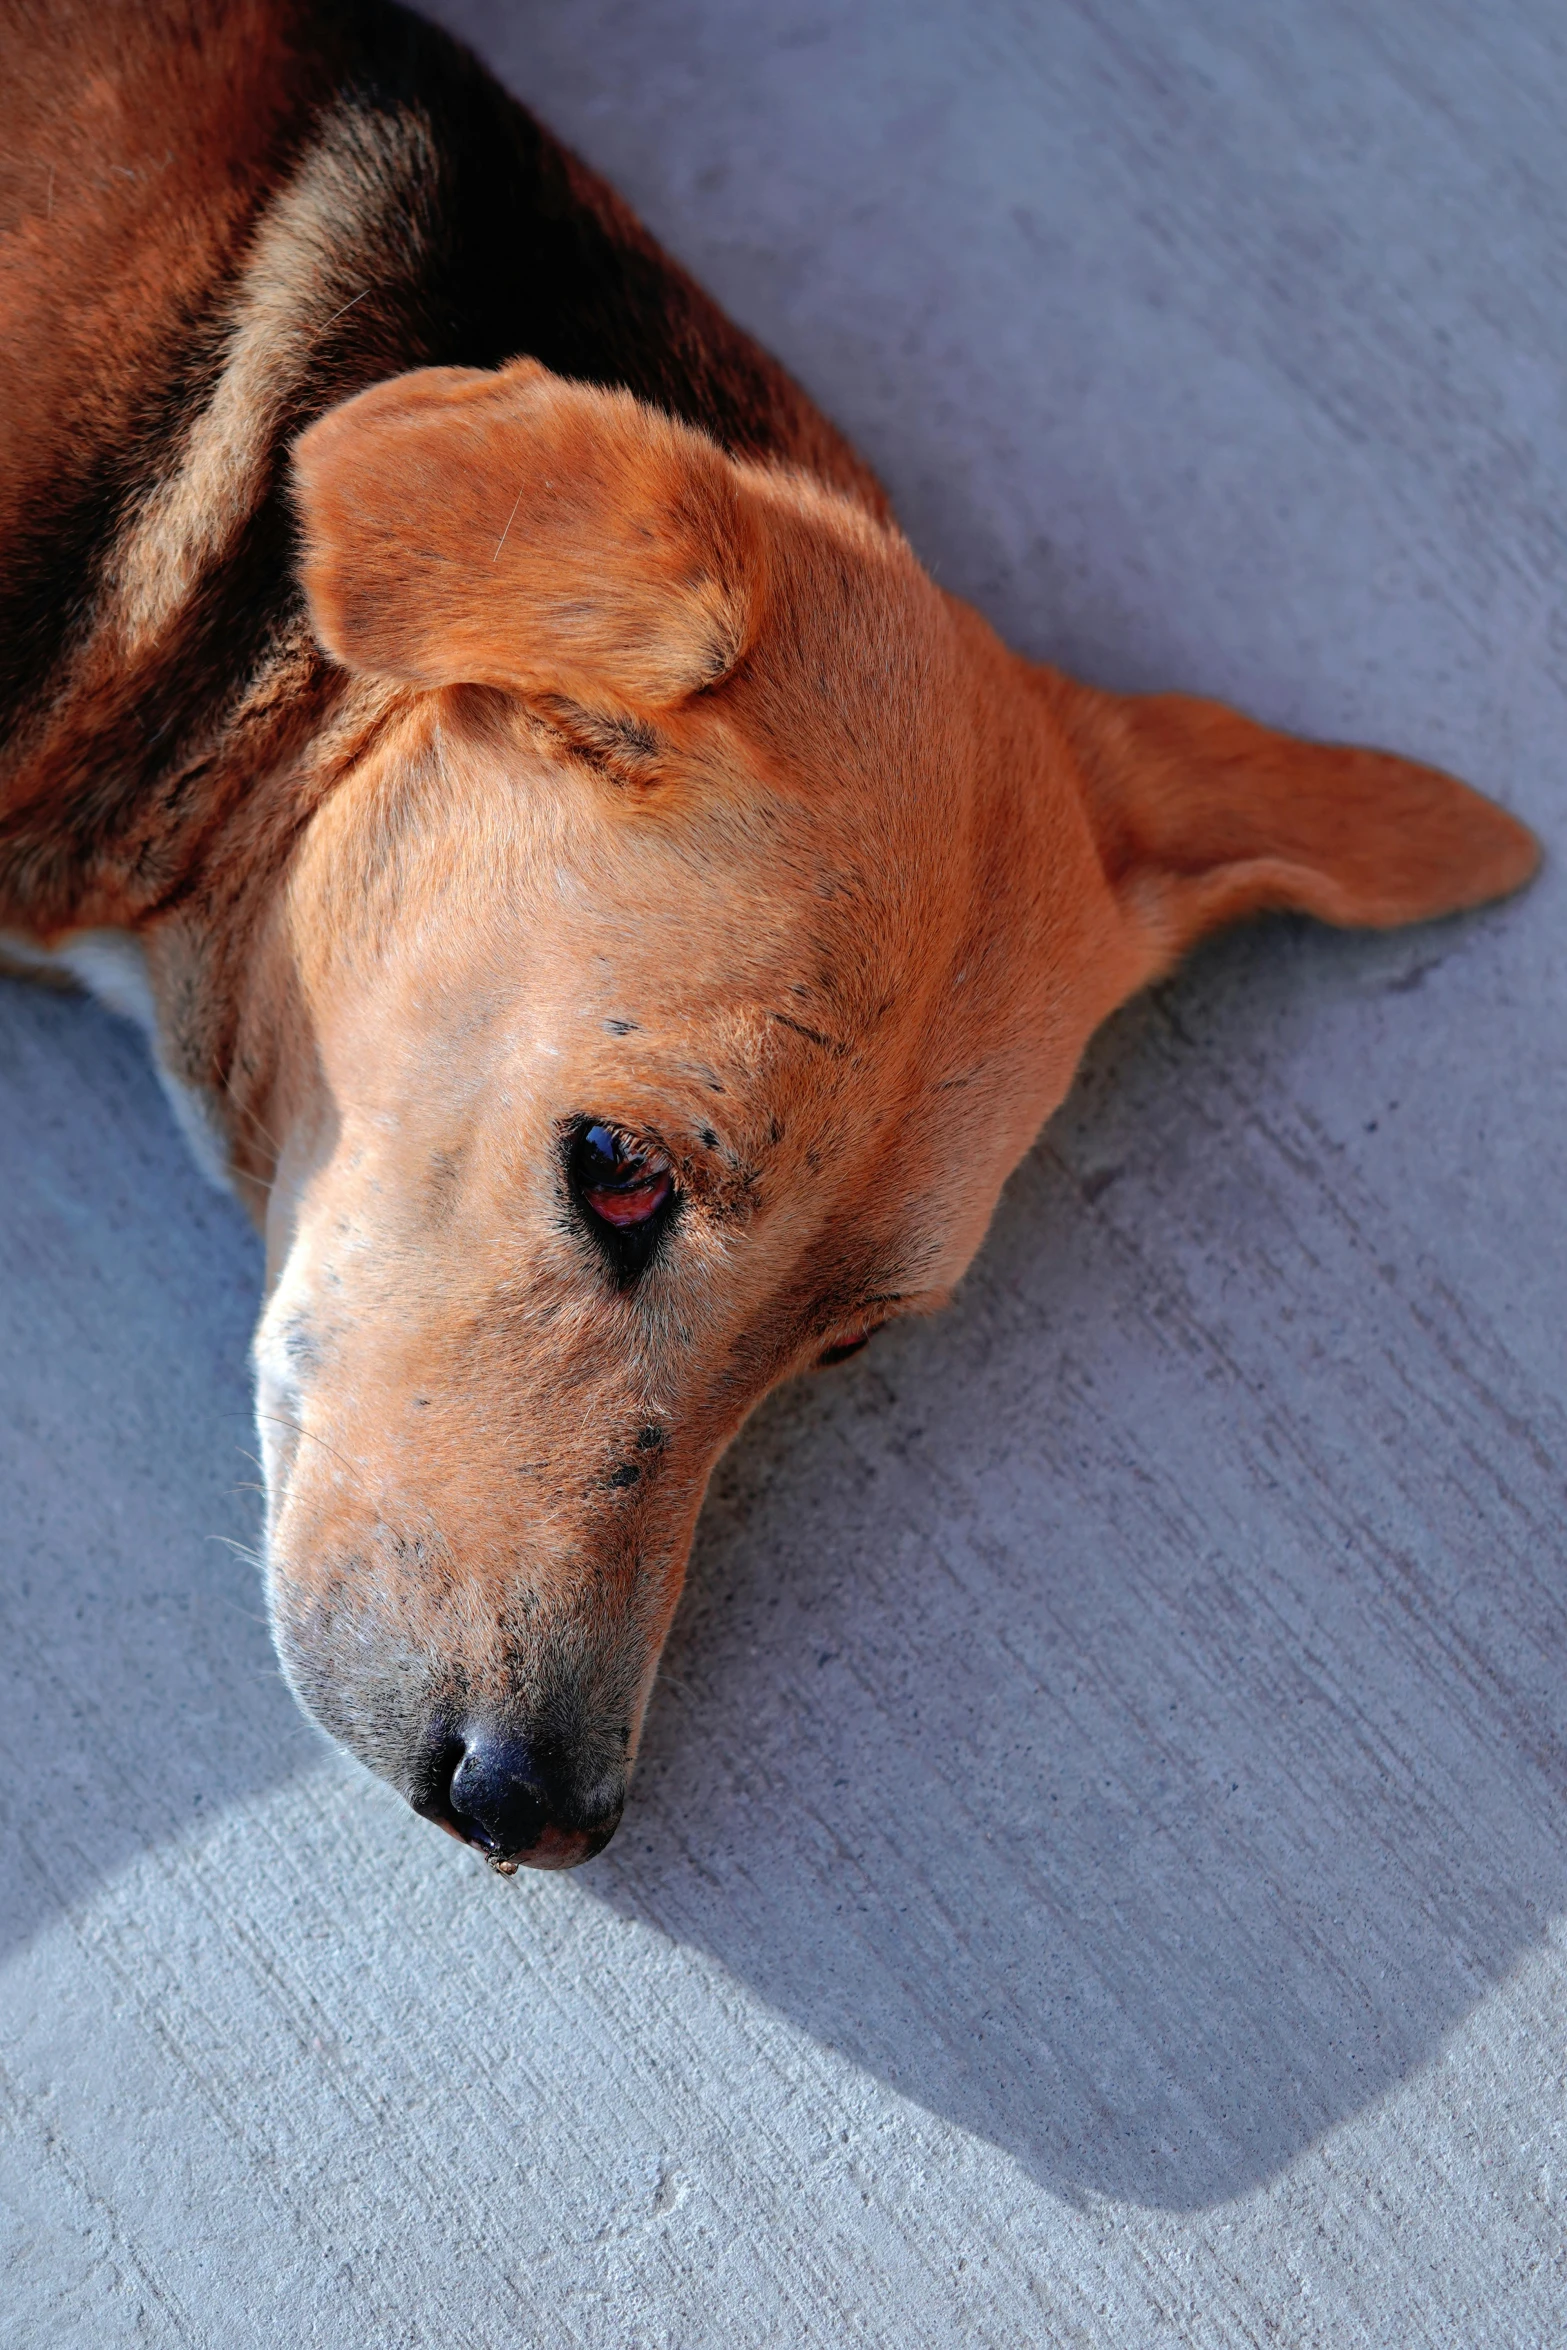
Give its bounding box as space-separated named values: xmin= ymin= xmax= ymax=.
xmin=113 ymin=109 xmax=435 ymax=655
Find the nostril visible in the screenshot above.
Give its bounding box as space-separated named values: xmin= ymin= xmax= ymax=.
xmin=409 ymin=1727 xmax=471 ymax=1842
xmin=447 ymin=1732 xmax=550 ymax=1864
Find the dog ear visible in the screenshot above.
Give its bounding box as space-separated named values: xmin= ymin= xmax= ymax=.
xmin=290 ymin=359 xmax=758 ymax=711
xmin=1047 ymin=676 xmax=1539 ymax=979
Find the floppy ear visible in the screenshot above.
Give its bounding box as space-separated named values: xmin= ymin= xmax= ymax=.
xmin=290 ymin=359 xmax=758 ymax=711
xmin=1048 ymin=676 xmax=1539 ymax=979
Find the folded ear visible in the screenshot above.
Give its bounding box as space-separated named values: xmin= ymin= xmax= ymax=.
xmin=290 ymin=359 xmax=758 ymax=710
xmin=1048 ymin=676 xmax=1539 ymax=979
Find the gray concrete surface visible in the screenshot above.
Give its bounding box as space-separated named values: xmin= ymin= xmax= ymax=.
xmin=4 ymin=1 xmax=1567 ymax=2341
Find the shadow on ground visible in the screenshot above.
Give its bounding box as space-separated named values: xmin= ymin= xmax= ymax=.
xmin=586 ymin=898 xmax=1567 ymax=2209
xmin=0 ymin=979 xmax=308 ymax=1967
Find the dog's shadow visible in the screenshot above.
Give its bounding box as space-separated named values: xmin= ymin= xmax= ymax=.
xmin=586 ymin=916 xmax=1567 ymax=2211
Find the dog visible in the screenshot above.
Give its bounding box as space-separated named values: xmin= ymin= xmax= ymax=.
xmin=1 ymin=0 xmax=1538 ymax=1871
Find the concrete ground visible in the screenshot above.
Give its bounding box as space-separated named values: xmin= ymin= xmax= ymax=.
xmin=3 ymin=0 xmax=1566 ymax=2341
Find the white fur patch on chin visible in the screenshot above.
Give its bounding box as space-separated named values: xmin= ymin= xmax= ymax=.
xmin=1 ymin=924 xmax=235 ymax=1194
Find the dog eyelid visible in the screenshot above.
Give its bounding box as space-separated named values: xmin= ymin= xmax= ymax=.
xmin=814 ymin=1294 xmax=903 ymax=1367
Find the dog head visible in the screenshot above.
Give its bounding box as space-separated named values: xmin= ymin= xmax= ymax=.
xmin=250 ymin=358 xmax=1534 ymax=1868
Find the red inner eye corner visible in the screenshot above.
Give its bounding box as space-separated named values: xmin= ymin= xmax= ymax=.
xmin=585 ymin=1166 xmax=673 ymax=1228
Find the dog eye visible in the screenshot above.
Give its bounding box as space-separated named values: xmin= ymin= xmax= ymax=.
xmin=817 ymin=1314 xmax=896 ymax=1367
xmin=574 ymin=1123 xmax=672 ymax=1224
xmin=568 ymin=1121 xmax=675 ymax=1281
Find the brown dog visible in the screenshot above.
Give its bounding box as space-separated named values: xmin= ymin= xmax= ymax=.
xmin=0 ymin=0 xmax=1538 ymax=1870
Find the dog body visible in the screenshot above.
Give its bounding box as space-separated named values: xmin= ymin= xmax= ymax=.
xmin=0 ymin=0 xmax=1537 ymax=1868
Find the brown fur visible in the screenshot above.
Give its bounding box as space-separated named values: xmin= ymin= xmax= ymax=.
xmin=0 ymin=0 xmax=1539 ymax=1867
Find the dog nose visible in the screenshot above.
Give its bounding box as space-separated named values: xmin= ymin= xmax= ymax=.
xmin=416 ymin=1721 xmax=624 ymax=1872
